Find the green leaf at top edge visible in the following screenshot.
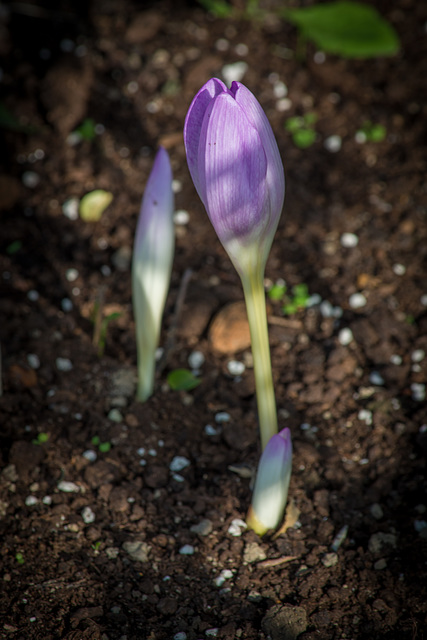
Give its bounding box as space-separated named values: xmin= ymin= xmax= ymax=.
xmin=167 ymin=368 xmax=201 ymax=391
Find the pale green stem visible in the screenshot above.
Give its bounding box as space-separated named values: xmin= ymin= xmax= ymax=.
xmin=241 ymin=270 xmax=278 ymax=450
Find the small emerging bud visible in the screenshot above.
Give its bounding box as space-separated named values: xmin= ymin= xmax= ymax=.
xmin=132 ymin=147 xmax=174 ymax=402
xmin=247 ymin=427 xmax=292 ymax=535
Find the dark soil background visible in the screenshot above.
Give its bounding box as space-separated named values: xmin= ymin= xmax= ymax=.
xmin=1 ymin=1 xmax=426 ymax=639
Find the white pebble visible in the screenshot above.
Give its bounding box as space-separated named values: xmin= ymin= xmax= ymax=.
xmin=228 ymin=518 xmax=247 ymax=537
xmin=81 ymin=506 xmax=96 ymax=524
xmin=179 ymin=544 xmax=195 ymax=555
xmin=369 ymin=371 xmax=385 ymax=386
xmin=414 ymin=520 xmax=427 ymax=533
xmin=340 ymin=232 xmax=359 ymax=248
xmin=27 ymin=354 xmax=40 ymax=369
xmin=148 ymin=448 xmax=157 ymax=456
xmin=370 ymin=503 xmax=384 ymax=520
xmin=204 ymin=424 xmax=220 ymax=436
xmin=338 ymin=328 xmax=353 ymax=346
xmin=390 ymin=354 xmax=402 ymax=365
xmin=174 ymin=209 xmax=190 ymax=225
xmin=188 ymin=350 xmax=205 ymax=369
xmin=215 ymin=412 xmax=231 ymax=424
xmin=108 ymin=408 xmax=123 ymax=422
xmin=411 ymin=383 xmax=426 ymax=402
xmin=276 ymin=98 xmax=292 ymax=112
xmin=27 ymin=289 xmax=39 ymax=301
xmin=349 ymin=293 xmax=367 ymax=309
xmin=306 ymin=293 xmax=322 ymax=307
xmin=320 ymin=300 xmax=334 ymax=318
xmin=172 ymin=473 xmax=185 ymax=482
xmin=324 ymin=135 xmax=342 ymax=153
xmin=235 ymin=42 xmax=248 ymax=56
xmin=358 ymin=409 xmax=373 ymax=425
xmin=169 ymin=456 xmax=190 ymax=472
xmin=62 ymin=197 xmax=79 ymax=220
xmin=411 ymin=349 xmax=425 ymax=363
xmin=137 ymin=447 xmax=146 ymax=456
xmin=273 ymin=81 xmax=288 ymax=98
xmin=82 ymin=449 xmax=97 ymax=462
xmin=215 ymin=38 xmax=229 ymax=51
xmin=25 ymin=495 xmax=38 ymax=506
xmin=420 ymin=294 xmax=427 ymax=306
xmin=392 ymin=263 xmax=406 ymax=276
xmin=172 ymin=179 xmax=183 ymax=193
xmin=174 ymin=633 xmax=187 ymax=640
xmin=22 ymin=171 xmax=40 ymax=188
xmin=214 ymin=569 xmax=233 ymax=587
xmin=42 ymin=496 xmax=52 ymax=505
xmin=56 ymin=357 xmax=73 ymax=372
xmin=66 ymin=268 xmax=79 ymax=282
xmin=227 ymin=360 xmax=245 ymax=376
xmin=61 ymin=298 xmax=73 ymax=312
xmin=314 ymin=51 xmax=326 ymax=64
xmin=57 ymin=480 xmax=80 ymax=493
xmin=222 ymin=61 xmax=248 ymax=86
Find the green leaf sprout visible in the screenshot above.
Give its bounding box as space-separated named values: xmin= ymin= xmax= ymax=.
xmin=167 ymin=369 xmax=201 ymax=392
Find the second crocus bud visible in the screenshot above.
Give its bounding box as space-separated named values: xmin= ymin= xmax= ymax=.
xmin=247 ymin=427 xmax=293 ymax=536
xmin=132 ymin=147 xmax=174 ymax=402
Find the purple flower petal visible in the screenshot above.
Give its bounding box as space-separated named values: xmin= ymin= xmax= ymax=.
xmin=199 ymin=91 xmax=269 ymax=247
xmin=184 ymin=78 xmax=228 ymax=201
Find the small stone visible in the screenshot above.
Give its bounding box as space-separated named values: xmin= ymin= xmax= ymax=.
xmin=222 ymin=61 xmax=248 ymax=85
xmin=273 ymin=81 xmax=288 ymax=98
xmin=214 ymin=569 xmax=233 ymax=587
xmin=411 ymin=383 xmax=426 ymax=402
xmin=105 ymin=547 xmax=120 ymax=559
xmin=368 ymin=532 xmax=397 ymax=554
xmin=111 ymin=246 xmax=131 ymax=272
xmin=179 ymin=544 xmax=195 ymax=555
xmin=227 ymin=360 xmax=245 ymax=376
xmin=390 ymin=354 xmax=402 ymax=365
xmin=319 ymin=300 xmax=334 ymax=318
xmin=27 ymin=289 xmax=39 ymax=301
xmin=338 ymin=328 xmax=353 ymax=346
xmin=82 ymin=506 xmax=96 ymax=524
xmin=61 ymin=298 xmax=73 ymax=312
xmin=243 ymin=542 xmax=267 ymax=564
xmin=157 ymin=597 xmax=178 ymax=615
xmin=62 ymin=197 xmax=79 ymax=220
xmin=204 ymin=424 xmax=220 ymax=436
xmin=122 ymin=540 xmax=150 ymax=562
xmin=215 ymin=412 xmax=231 ymax=424
xmin=340 ymin=232 xmax=359 ymax=248
xmin=324 ymin=135 xmax=342 ymax=152
xmin=369 ymin=371 xmax=385 ymax=386
xmin=420 ymin=293 xmax=427 ymax=306
xmin=392 ymin=263 xmax=406 ymax=275
xmin=169 ymin=456 xmax=190 ymax=472
xmin=206 ymin=629 xmax=219 ymax=637
xmin=42 ymin=496 xmax=52 ymax=505
xmin=173 ymin=209 xmax=190 ymax=225
xmin=414 ymin=519 xmax=427 ymax=533
xmin=108 ymin=408 xmax=123 ymax=422
xmin=412 ymin=349 xmax=425 ymax=363
xmin=56 ymin=357 xmax=73 ymax=372
xmin=349 ymin=293 xmax=367 ymax=309
xmin=82 ymin=450 xmax=97 ymax=462
xmin=370 ymin=503 xmax=384 ymax=520
xmin=322 ymin=552 xmax=338 ymax=567
xmin=374 ymin=558 xmax=387 ymax=570
xmin=22 ymin=171 xmax=40 ymax=188
xmin=172 ymin=179 xmax=182 ymax=193
xmin=57 ymin=480 xmax=80 ymax=493
xmin=174 ymin=633 xmax=187 ymax=640
xmin=358 ymin=409 xmax=373 ymax=425
xmin=188 ymin=350 xmax=205 ymax=369
xmin=25 ymin=495 xmax=38 ymax=506
xmin=27 ymin=354 xmax=40 ymax=369
xmin=190 ymin=519 xmax=213 ymax=536
xmin=228 ymin=518 xmax=247 ymax=537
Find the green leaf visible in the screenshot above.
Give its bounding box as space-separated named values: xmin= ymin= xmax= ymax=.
xmin=293 ymin=128 xmax=317 ymax=149
xmin=79 ymin=190 xmax=113 ymax=222
xmin=99 ymin=442 xmax=111 ymax=453
xmin=6 ymin=240 xmax=23 ymax=255
xmin=15 ymin=552 xmax=25 ymax=565
xmin=268 ymin=282 xmax=287 ymax=301
xmin=197 ymin=0 xmax=232 ymax=18
xmin=167 ymin=368 xmax=201 ymax=391
xmin=91 ymin=435 xmax=101 ymax=446
xmin=285 ymin=116 xmax=304 ymax=133
xmin=283 ymin=1 xmax=400 ymax=59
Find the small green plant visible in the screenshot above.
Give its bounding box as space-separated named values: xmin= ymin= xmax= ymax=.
xmin=91 ymin=436 xmax=111 ymax=453
xmin=32 ymin=432 xmax=49 ymax=445
xmin=92 ymin=541 xmax=102 ymax=551
xmin=167 ymin=368 xmax=201 ymax=391
xmin=15 ymin=552 xmax=25 ymax=565
xmin=6 ymin=240 xmax=23 ymax=255
xmin=197 ymin=0 xmax=233 ymax=18
xmin=73 ymin=118 xmax=97 ymax=141
xmin=268 ymin=281 xmax=310 ymax=315
xmin=285 ymin=113 xmax=317 ymax=149
xmin=356 ymin=121 xmax=387 ymax=143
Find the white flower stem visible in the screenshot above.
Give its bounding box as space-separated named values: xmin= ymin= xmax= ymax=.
xmin=242 ymin=270 xmax=278 ymax=450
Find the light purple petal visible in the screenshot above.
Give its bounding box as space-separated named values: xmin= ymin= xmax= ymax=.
xmin=183 ymin=78 xmax=228 ymax=202
xmin=231 ymin=81 xmax=285 ymax=227
xmin=199 ymin=92 xmax=269 ymax=247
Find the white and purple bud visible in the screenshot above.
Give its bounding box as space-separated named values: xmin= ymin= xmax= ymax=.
xmin=184 ymin=78 xmax=285 ymax=278
xmin=132 ymin=147 xmax=174 ymax=402
xmin=247 ymin=427 xmax=293 ymax=535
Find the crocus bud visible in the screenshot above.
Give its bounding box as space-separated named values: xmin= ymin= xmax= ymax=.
xmin=247 ymin=427 xmax=292 ymax=535
xmin=132 ymin=147 xmax=174 ymax=402
xmin=184 ymin=78 xmax=285 ymax=278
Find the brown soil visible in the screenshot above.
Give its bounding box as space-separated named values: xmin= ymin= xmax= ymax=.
xmin=1 ymin=1 xmax=427 ymax=639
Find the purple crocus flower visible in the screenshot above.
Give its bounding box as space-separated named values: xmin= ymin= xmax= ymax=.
xmin=247 ymin=427 xmax=293 ymax=535
xmin=132 ymin=147 xmax=174 ymax=402
xmin=184 ymin=78 xmax=285 ymax=277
